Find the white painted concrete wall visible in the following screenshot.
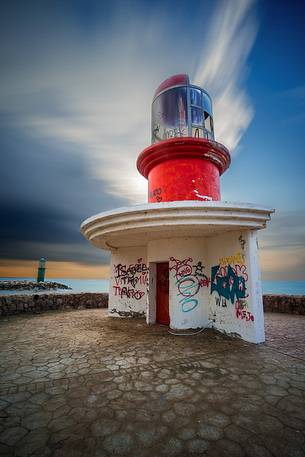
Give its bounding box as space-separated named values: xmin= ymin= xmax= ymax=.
xmin=147 ymin=238 xmax=210 ymax=329
xmin=109 ymin=247 xmax=148 ymax=317
xmin=244 ymin=231 xmax=265 ymax=343
xmin=207 ymin=230 xmax=265 ymax=343
xmin=108 ymin=230 xmax=265 ymax=343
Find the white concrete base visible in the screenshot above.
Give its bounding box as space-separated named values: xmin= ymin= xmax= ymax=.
xmin=81 ymin=201 xmax=274 ymax=344
xmin=106 ymin=231 xmax=264 ymax=343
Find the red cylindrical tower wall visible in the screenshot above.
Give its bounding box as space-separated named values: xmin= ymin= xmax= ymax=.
xmin=148 ymin=158 xmax=220 ymax=202
xmin=137 ymin=138 xmax=230 ymax=203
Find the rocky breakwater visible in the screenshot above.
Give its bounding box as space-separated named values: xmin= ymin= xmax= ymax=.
xmin=263 ymin=294 xmax=305 ymax=315
xmin=0 ymin=280 xmax=71 ymax=291
xmin=0 ymin=292 xmax=108 ymax=316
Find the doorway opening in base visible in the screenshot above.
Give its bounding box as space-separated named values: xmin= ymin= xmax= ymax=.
xmin=156 ymin=262 xmax=169 ymax=325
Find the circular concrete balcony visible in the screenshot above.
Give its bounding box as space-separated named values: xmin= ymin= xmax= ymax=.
xmin=81 ymin=201 xmax=274 ymax=250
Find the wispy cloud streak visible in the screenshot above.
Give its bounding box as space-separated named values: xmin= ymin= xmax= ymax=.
xmin=193 ymin=0 xmax=257 ymax=151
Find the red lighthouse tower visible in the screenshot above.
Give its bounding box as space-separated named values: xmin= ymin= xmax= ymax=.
xmin=81 ymin=73 xmax=273 ymax=344
xmin=137 ymin=74 xmax=231 ymax=203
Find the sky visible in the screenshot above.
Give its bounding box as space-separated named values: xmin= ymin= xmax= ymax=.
xmin=0 ymin=0 xmax=304 ymax=280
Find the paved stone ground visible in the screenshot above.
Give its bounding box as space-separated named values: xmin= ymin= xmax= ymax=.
xmin=0 ymin=310 xmax=304 ymax=457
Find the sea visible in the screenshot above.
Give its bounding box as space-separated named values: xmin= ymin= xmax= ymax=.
xmin=0 ymin=277 xmax=305 ymax=296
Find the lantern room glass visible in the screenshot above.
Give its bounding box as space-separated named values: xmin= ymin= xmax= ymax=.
xmin=151 ymin=87 xmax=188 ymax=143
xmin=152 ymin=84 xmax=214 ymax=144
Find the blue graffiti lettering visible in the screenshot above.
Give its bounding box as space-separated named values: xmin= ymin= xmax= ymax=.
xmin=211 ymin=264 xmax=247 ymax=304
xmin=181 ymin=298 xmax=198 ymax=313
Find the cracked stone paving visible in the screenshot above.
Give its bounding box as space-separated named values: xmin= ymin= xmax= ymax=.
xmin=0 ymin=309 xmax=304 ymax=456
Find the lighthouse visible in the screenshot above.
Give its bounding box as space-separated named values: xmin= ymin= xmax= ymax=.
xmin=81 ymin=74 xmax=274 ymax=343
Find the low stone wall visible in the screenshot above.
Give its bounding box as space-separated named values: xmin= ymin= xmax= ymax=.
xmin=0 ymin=293 xmax=304 ymax=317
xmin=263 ymin=294 xmax=305 ymax=315
xmin=0 ymin=293 xmax=108 ymax=316
xmin=0 ymin=280 xmax=71 ymax=291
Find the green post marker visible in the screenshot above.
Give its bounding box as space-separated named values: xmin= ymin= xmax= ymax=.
xmin=37 ymin=257 xmax=46 ymax=282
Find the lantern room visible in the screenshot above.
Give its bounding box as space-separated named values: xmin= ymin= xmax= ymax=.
xmin=151 ymin=74 xmax=214 ymax=143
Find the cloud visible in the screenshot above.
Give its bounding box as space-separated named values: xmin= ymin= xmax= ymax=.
xmin=259 ymin=210 xmax=305 ymax=250
xmin=258 ymin=210 xmax=305 ymax=280
xmin=0 ymin=125 xmax=115 ymax=264
xmin=193 ymin=0 xmax=257 ymax=151
xmin=260 ymin=247 xmax=305 ymax=281
xmin=0 ymin=0 xmax=258 ymax=206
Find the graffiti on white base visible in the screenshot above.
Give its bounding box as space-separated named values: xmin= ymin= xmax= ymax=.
xmin=211 ymin=263 xmax=248 ymax=304
xmin=235 ymin=299 xmax=254 ymax=321
xmin=219 ymin=252 xmax=245 ymax=266
xmin=112 ymin=286 xmax=145 ymax=300
xmin=215 ymin=296 xmax=227 ymax=308
xmin=211 ymin=252 xmax=254 ymax=323
xmin=238 ymin=235 xmax=246 ymax=251
xmin=170 ymin=257 xmax=210 ymax=313
xmin=113 ymin=258 xmax=148 ymax=301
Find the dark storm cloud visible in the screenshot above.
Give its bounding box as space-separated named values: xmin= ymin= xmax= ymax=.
xmin=0 ymin=125 xmax=125 ymax=263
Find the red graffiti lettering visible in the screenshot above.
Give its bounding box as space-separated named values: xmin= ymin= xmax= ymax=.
xmin=199 ymin=277 xmax=210 ymax=287
xmin=235 ymin=300 xmax=254 ymax=322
